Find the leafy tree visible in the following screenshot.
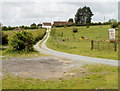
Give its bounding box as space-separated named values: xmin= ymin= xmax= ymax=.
xmin=9 ymin=31 xmax=34 ymax=51
xmin=24 ymin=26 xmax=30 ymax=29
xmin=30 ymin=23 xmax=37 ymax=29
xmin=68 ymin=18 xmax=74 ymax=22
xmin=111 ymin=22 xmax=118 ymax=29
xmin=19 ymin=25 xmax=25 ymax=28
xmin=2 ymin=26 xmax=7 ymax=31
xmin=75 ymin=6 xmax=94 ymax=24
xmin=37 ymin=24 xmax=42 ymax=26
xmin=8 ymin=26 xmax=12 ymax=30
xmin=98 ymin=22 xmax=102 ymax=25
xmin=108 ymin=19 xmax=117 ymax=23
xmin=30 ymin=23 xmax=36 ymax=27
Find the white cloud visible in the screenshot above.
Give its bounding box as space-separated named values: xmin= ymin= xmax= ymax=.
xmin=1 ymin=0 xmax=119 ymax=2
xmin=0 ymin=1 xmax=119 ymax=26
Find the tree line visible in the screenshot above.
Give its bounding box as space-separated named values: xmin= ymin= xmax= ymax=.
xmin=2 ymin=23 xmax=42 ymax=31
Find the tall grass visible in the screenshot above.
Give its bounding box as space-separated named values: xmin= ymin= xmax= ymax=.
xmin=2 ymin=29 xmax=46 ymax=58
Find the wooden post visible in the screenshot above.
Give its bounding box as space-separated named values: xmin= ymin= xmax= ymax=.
xmin=114 ymin=42 xmax=117 ymax=51
xmin=91 ymin=40 xmax=94 ymax=50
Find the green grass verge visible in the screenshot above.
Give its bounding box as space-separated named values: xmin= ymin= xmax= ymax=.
xmin=1 ymin=49 xmax=46 ymax=59
xmin=2 ymin=64 xmax=118 ymax=89
xmin=46 ymin=25 xmax=118 ymax=60
xmin=1 ymin=29 xmax=47 ymax=59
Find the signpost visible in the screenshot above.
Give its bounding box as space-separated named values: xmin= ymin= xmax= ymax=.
xmin=108 ymin=29 xmax=115 ymax=42
xmin=108 ymin=29 xmax=117 ymax=51
xmin=91 ymin=29 xmax=117 ymax=51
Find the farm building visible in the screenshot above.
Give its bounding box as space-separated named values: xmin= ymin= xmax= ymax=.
xmin=42 ymin=22 xmax=52 ymax=29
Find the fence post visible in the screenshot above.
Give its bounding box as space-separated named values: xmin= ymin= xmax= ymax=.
xmin=91 ymin=40 xmax=94 ymax=50
xmin=114 ymin=42 xmax=117 ymax=52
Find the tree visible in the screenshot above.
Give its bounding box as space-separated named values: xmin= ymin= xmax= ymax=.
xmin=108 ymin=19 xmax=117 ymax=23
xmin=30 ymin=23 xmax=37 ymax=29
xmin=111 ymin=22 xmax=118 ymax=29
xmin=2 ymin=26 xmax=7 ymax=31
xmin=68 ymin=18 xmax=74 ymax=22
xmin=30 ymin=23 xmax=36 ymax=27
xmin=37 ymin=23 xmax=42 ymax=26
xmin=75 ymin=6 xmax=94 ymax=24
xmin=24 ymin=26 xmax=30 ymax=29
xmin=7 ymin=26 xmax=12 ymax=30
xmin=19 ymin=25 xmax=25 ymax=28
xmin=9 ymin=31 xmax=34 ymax=51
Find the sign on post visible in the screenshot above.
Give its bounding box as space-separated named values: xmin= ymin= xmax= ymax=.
xmin=108 ymin=29 xmax=115 ymax=41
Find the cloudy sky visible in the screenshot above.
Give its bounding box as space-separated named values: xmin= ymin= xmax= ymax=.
xmin=0 ymin=0 xmax=119 ymax=26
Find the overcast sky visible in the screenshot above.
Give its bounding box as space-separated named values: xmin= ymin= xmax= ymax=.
xmin=0 ymin=0 xmax=119 ymax=26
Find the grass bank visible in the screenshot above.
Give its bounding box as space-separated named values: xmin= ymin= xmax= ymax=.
xmin=46 ymin=25 xmax=118 ymax=60
xmin=3 ymin=64 xmax=118 ymax=89
xmin=3 ymin=29 xmax=46 ymax=42
xmin=1 ymin=29 xmax=47 ymax=59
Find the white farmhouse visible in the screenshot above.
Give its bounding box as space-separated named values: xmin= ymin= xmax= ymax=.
xmin=42 ymin=22 xmax=52 ymax=29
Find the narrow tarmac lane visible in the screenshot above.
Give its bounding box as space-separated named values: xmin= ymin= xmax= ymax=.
xmin=34 ymin=28 xmax=119 ymax=66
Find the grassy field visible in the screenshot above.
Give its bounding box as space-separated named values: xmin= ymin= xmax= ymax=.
xmin=1 ymin=29 xmax=47 ymax=59
xmin=3 ymin=29 xmax=46 ymax=40
xmin=2 ymin=64 xmax=118 ymax=89
xmin=46 ymin=25 xmax=118 ymax=60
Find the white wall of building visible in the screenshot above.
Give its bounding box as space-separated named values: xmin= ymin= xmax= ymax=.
xmin=42 ymin=25 xmax=52 ymax=29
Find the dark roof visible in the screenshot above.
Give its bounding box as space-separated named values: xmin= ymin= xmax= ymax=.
xmin=43 ymin=22 xmax=51 ymax=26
xmin=53 ymin=21 xmax=67 ymax=25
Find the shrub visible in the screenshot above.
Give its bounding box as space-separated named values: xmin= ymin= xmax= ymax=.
xmin=0 ymin=32 xmax=8 ymax=45
xmin=73 ymin=28 xmax=78 ymax=33
xmin=118 ymin=22 xmax=120 ymax=25
xmin=2 ymin=26 xmax=7 ymax=31
xmin=111 ymin=22 xmax=118 ymax=28
xmin=9 ymin=31 xmax=34 ymax=51
xmin=29 ymin=26 xmax=38 ymax=29
xmin=52 ymin=25 xmax=65 ymax=27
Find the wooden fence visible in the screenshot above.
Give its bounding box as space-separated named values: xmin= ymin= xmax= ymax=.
xmin=91 ymin=40 xmax=118 ymax=51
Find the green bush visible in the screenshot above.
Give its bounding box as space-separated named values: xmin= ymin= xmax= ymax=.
xmin=52 ymin=25 xmax=65 ymax=27
xmin=9 ymin=31 xmax=34 ymax=51
xmin=73 ymin=28 xmax=78 ymax=33
xmin=111 ymin=22 xmax=118 ymax=28
xmin=0 ymin=32 xmax=8 ymax=45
